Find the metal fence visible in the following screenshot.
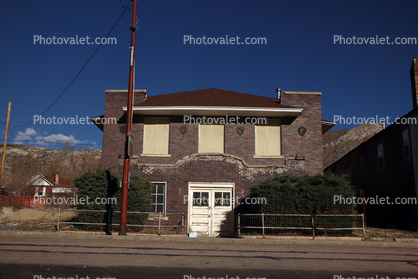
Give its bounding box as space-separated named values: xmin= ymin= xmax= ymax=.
xmin=57 ymin=208 xmax=186 ymax=235
xmin=237 ymin=213 xmax=365 ymax=238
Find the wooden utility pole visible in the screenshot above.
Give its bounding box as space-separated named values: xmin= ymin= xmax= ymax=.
xmin=119 ymin=0 xmax=137 ymax=235
xmin=0 ymin=101 xmax=12 ymax=184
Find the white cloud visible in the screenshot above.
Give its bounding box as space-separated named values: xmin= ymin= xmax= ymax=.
xmin=13 ymin=128 xmax=95 ymax=147
xmin=36 ymin=134 xmax=80 ymax=145
xmin=14 ymin=128 xmax=37 ymax=144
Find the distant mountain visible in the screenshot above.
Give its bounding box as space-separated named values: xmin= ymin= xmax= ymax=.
xmin=0 ymin=144 xmax=101 ymax=181
xmin=323 ymin=123 xmax=383 ymax=169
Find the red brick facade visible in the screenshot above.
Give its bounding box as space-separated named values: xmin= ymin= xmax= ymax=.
xmin=100 ymin=89 xmax=324 ymax=214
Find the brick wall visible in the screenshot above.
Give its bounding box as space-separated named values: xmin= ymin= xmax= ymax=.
xmin=281 ymin=92 xmax=324 ymax=175
xmin=100 ymin=89 xmax=324 ymax=214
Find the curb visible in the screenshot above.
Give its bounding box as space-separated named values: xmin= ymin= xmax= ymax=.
xmin=1 ymin=230 xmax=418 ymax=248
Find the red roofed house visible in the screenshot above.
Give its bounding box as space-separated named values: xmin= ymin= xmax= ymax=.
xmin=27 ymin=172 xmax=73 ymax=197
xmin=96 ymin=88 xmax=330 ymax=237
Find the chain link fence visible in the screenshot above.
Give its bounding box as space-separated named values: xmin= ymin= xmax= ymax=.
xmin=57 ymin=208 xmax=186 ymax=235
xmin=237 ymin=213 xmax=365 ymax=238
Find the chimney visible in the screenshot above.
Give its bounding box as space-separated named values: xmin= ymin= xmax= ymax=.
xmin=410 ymin=57 xmax=418 ymax=109
xmin=55 ymin=172 xmax=60 ymax=185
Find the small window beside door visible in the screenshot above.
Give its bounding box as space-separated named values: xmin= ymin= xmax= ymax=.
xmin=151 ymin=182 xmax=166 ymax=213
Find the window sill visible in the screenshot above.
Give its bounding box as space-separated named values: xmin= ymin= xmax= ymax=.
xmin=140 ymin=154 xmax=172 ymax=158
xmin=252 ymin=155 xmax=284 ymax=159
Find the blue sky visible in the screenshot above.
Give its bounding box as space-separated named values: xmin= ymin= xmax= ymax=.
xmin=1 ymin=0 xmax=417 ymax=150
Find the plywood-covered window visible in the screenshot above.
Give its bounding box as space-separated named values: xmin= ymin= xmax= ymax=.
xmin=199 ymin=125 xmax=224 ymax=153
xmin=255 ymin=119 xmax=281 ymax=157
xmin=143 ymin=118 xmax=169 ymax=155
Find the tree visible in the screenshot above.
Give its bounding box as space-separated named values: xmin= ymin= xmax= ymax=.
xmin=73 ymin=169 xmax=151 ymax=232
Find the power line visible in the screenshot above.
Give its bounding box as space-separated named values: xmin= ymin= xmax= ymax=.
xmin=12 ymin=3 xmax=131 ymax=128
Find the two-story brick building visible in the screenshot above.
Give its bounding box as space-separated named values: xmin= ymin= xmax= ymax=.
xmin=97 ymin=88 xmax=326 ymax=236
xmin=325 ymin=58 xmax=418 ymax=228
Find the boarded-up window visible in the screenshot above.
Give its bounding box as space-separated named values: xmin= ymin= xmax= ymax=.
xmin=143 ymin=118 xmax=169 ymax=155
xmin=199 ymin=125 xmax=224 ymax=153
xmin=255 ymin=119 xmax=281 ymax=156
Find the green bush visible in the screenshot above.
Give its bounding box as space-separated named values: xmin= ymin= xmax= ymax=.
xmin=249 ymin=174 xmax=355 ymax=215
xmin=72 ymin=169 xmax=151 ymax=231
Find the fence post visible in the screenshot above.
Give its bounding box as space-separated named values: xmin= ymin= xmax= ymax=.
xmin=311 ymin=214 xmax=315 ymax=239
xmin=237 ymin=213 xmax=241 ymax=237
xmin=362 ymin=213 xmax=365 ymax=239
xmin=158 ymin=212 xmax=162 ymax=236
xmin=57 ymin=208 xmax=61 ymax=232
xmin=262 ymin=212 xmax=265 ymax=237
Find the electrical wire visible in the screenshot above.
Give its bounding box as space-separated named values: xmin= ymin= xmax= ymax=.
xmin=12 ymin=3 xmax=131 ymax=128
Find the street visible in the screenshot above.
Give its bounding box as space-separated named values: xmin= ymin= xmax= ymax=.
xmin=0 ymin=232 xmax=417 ymax=279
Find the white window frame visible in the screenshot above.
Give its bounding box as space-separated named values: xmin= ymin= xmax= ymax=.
xmin=151 ymin=182 xmax=167 ymax=213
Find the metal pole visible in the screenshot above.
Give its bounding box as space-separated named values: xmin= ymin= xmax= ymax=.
xmin=362 ymin=213 xmax=365 ymax=239
xmin=361 ymin=190 xmax=367 ymax=228
xmin=262 ymin=212 xmax=265 ymax=237
xmin=237 ymin=213 xmax=241 ymax=237
xmin=57 ymin=208 xmax=61 ymax=232
xmin=0 ymin=101 xmax=12 ymax=184
xmin=312 ymin=214 xmax=315 ymax=239
xmin=119 ymin=0 xmax=137 ymax=236
xmin=158 ymin=213 xmax=162 ymax=235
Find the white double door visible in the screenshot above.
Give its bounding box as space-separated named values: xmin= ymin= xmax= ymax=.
xmin=188 ymin=183 xmax=234 ymax=237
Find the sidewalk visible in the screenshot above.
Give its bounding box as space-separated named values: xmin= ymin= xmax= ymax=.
xmin=1 ymin=230 xmax=417 ymax=248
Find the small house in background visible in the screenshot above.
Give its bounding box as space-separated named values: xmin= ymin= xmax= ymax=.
xmin=95 ymin=87 xmax=332 ymax=237
xmin=326 ymin=58 xmax=418 ymax=228
xmin=26 ymin=172 xmax=73 ymax=197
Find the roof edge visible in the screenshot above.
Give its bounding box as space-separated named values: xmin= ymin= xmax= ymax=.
xmin=283 ymin=91 xmax=322 ymax=95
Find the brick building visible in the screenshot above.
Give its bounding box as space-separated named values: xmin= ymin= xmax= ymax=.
xmin=96 ymin=88 xmax=328 ymax=236
xmin=326 ymin=58 xmax=418 ymax=228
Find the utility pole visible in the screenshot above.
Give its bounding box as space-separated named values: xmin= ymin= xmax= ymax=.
xmin=119 ymin=0 xmax=137 ymax=235
xmin=0 ymin=101 xmax=12 ymax=184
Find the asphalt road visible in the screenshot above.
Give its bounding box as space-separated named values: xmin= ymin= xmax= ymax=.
xmin=0 ymin=231 xmax=417 ymax=279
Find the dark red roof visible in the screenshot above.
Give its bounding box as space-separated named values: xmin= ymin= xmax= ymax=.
xmin=43 ymin=175 xmax=73 ymax=188
xmin=135 ymin=88 xmax=294 ymax=108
